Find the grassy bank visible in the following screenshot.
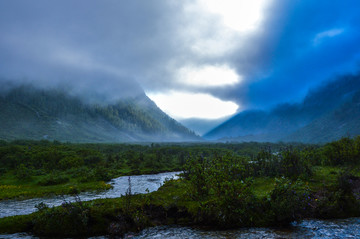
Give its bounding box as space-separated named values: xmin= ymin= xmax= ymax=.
xmin=1 ymin=167 xmax=359 ymax=238
xmin=0 ymin=141 xmax=188 ymax=200
xmin=0 ymin=137 xmax=360 ymax=237
xmin=0 ymin=140 xmax=304 ymax=200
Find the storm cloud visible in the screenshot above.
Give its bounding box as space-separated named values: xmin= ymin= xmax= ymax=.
xmin=237 ymin=0 xmax=360 ymax=108
xmin=1 ymin=0 xmax=360 ymax=110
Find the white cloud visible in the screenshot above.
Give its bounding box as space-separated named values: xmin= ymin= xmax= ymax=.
xmin=145 ymin=1 xmax=270 ymax=119
xmin=178 ymin=64 xmax=241 ymax=88
xmin=147 ymin=91 xmax=239 ymax=119
xmin=313 ymin=28 xmax=345 ymax=46
xmin=197 ymin=0 xmax=270 ymax=33
xmin=181 ymin=0 xmax=270 ymax=58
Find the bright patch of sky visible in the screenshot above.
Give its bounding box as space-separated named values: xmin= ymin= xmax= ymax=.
xmin=183 ymin=0 xmax=271 ymax=57
xmin=149 ymin=0 xmax=270 ymax=120
xmin=197 ymin=0 xmax=269 ymax=32
xmin=148 ymin=91 xmax=239 ymax=119
xmin=179 ymin=65 xmax=241 ymax=88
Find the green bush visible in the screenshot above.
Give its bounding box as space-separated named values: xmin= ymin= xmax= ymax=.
xmin=268 ymin=178 xmax=311 ymax=225
xmin=197 ymin=180 xmax=257 ymax=228
xmin=280 ymin=148 xmax=312 ymax=179
xmin=59 ymin=156 xmax=84 ymax=170
xmin=16 ymin=164 xmax=32 ymax=180
xmin=32 ymin=198 xmax=90 ymax=237
xmin=322 ymin=137 xmax=360 ymax=166
xmin=37 ymin=174 xmax=69 ymax=186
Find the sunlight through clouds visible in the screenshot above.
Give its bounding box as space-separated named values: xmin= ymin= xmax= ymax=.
xmin=178 ymin=65 xmax=241 ymax=87
xmin=157 ymin=0 xmax=270 ymax=119
xmin=197 ymin=0 xmax=270 ymax=32
xmin=182 ymin=0 xmax=271 ymax=58
xmin=147 ymin=91 xmax=239 ymax=119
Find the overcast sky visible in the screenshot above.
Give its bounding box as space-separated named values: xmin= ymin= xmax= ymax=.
xmin=1 ymin=0 xmax=360 ymax=120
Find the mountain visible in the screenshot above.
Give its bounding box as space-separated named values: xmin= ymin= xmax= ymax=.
xmin=204 ymin=73 xmax=360 ymax=143
xmin=0 ymin=86 xmax=199 ymax=142
xmin=179 ymin=117 xmax=230 ymax=136
xmin=286 ymin=90 xmax=360 ymax=143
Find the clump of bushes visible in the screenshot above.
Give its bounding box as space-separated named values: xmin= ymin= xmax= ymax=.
xmin=252 ymin=147 xmax=312 ymax=179
xmin=16 ymin=164 xmax=32 ymax=180
xmin=322 ymin=136 xmax=360 ymax=166
xmin=32 ymin=197 xmax=90 ymax=237
xmin=314 ymin=172 xmax=360 ymax=218
xmin=37 ymin=173 xmax=69 ymax=186
xmin=77 ymin=166 xmax=112 ymax=183
xmin=267 ymin=178 xmax=311 ymax=225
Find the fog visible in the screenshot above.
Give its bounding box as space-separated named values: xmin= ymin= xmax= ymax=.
xmin=1 ymin=0 xmax=360 ymax=111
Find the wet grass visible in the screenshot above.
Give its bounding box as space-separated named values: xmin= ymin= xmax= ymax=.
xmin=0 ymin=168 xmax=359 ymax=237
xmin=0 ymin=171 xmax=112 ymax=200
xmin=0 ymin=167 xmax=179 ymax=201
xmin=251 ymin=177 xmax=276 ymax=198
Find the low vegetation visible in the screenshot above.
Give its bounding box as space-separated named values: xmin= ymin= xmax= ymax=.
xmin=0 ymin=137 xmax=360 ymax=237
xmin=0 ymin=140 xmax=299 ymax=200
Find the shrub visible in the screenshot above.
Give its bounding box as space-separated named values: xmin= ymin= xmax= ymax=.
xmin=37 ymin=174 xmax=69 ymax=186
xmin=197 ymin=180 xmax=257 ymax=228
xmin=59 ymin=156 xmax=84 ymax=170
xmin=183 ymin=155 xmax=209 ymax=198
xmin=32 ymin=197 xmax=90 ymax=237
xmin=280 ymin=148 xmax=312 ymax=179
xmin=16 ymin=164 xmax=32 ymax=180
xmin=268 ymin=178 xmax=311 ymax=225
xmin=322 ymin=137 xmax=359 ymax=166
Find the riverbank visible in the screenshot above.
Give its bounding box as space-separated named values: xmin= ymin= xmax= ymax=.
xmin=0 ymin=177 xmax=112 ymax=201
xmin=0 ymin=140 xmax=188 ymax=201
xmin=0 ymin=171 xmax=179 ymax=218
xmin=0 ymin=169 xmax=179 ymax=201
xmin=1 ymin=137 xmax=360 ymax=237
xmin=1 ymin=169 xmax=359 ymax=238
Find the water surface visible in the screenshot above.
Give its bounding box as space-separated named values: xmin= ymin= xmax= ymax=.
xmin=125 ymin=218 xmax=360 ymax=239
xmin=1 ymin=171 xmax=359 ymax=238
xmin=1 ymin=218 xmax=359 ymax=238
xmin=0 ymin=171 xmax=179 ymax=218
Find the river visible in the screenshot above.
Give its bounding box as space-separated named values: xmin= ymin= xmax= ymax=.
xmin=1 ymin=218 xmax=359 ymax=238
xmin=0 ymin=172 xmax=359 ymax=238
xmin=0 ymin=171 xmax=179 ymax=218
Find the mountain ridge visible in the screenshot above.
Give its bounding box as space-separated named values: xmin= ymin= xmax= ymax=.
xmin=0 ymin=86 xmax=199 ymax=142
xmin=204 ymin=73 xmax=360 ymax=143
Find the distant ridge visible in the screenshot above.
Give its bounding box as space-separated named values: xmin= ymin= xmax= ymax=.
xmin=204 ymin=73 xmax=360 ymax=143
xmin=0 ymin=86 xmax=200 ymax=142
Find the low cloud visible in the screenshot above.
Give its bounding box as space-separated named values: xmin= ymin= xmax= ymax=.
xmin=148 ymin=91 xmax=239 ymax=119
xmin=1 ymin=0 xmax=360 ymax=114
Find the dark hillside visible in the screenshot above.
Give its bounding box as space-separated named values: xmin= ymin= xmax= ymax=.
xmin=0 ymin=86 xmax=199 ymax=142
xmin=204 ymin=73 xmax=360 ymax=143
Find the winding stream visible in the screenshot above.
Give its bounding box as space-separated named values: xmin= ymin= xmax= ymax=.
xmin=0 ymin=171 xmax=179 ymax=218
xmin=0 ymin=171 xmax=359 ymax=238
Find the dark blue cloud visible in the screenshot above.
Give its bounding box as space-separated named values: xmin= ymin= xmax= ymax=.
xmin=237 ymin=0 xmax=360 ymax=109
